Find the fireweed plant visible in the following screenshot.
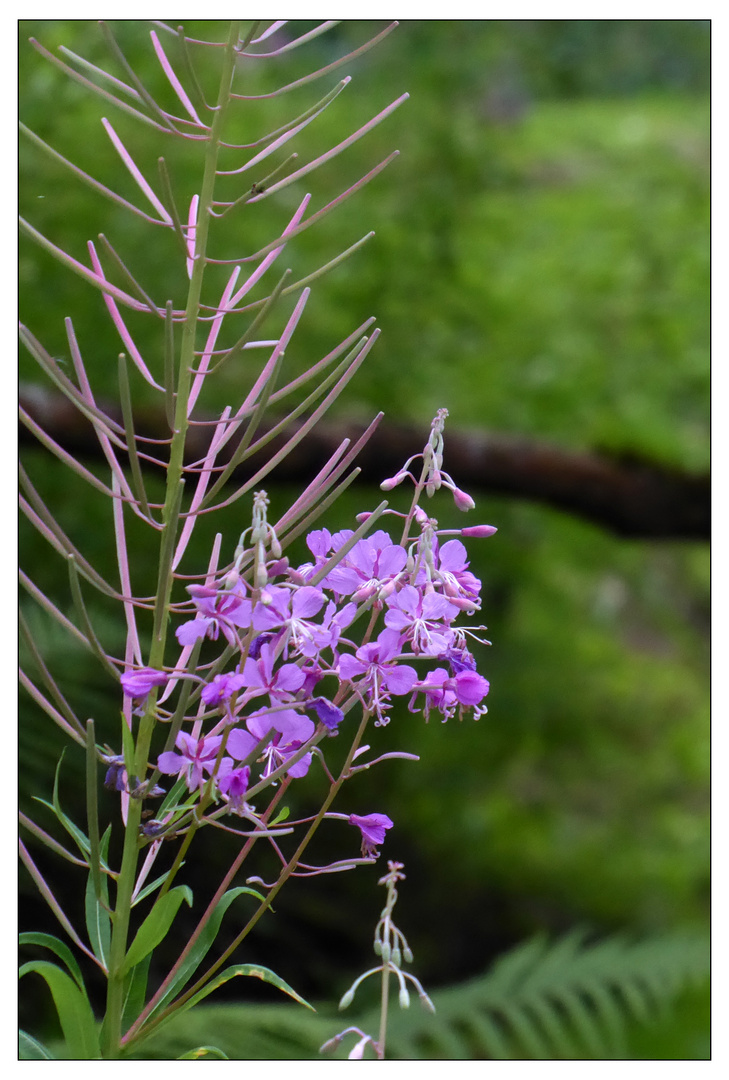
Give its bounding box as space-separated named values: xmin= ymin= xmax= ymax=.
xmin=19 ymin=21 xmax=496 ymax=1060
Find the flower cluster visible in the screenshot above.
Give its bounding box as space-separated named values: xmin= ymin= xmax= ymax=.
xmin=120 ymin=413 xmax=496 ymax=862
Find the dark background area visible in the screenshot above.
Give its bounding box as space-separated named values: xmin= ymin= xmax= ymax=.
xmin=19 ymin=20 xmax=709 ymax=1057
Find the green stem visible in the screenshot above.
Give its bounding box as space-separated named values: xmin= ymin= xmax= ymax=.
xmin=378 ymin=960 xmax=391 ymax=1059
xmin=102 ymin=23 xmax=241 ymax=1058
xmin=123 ymin=711 xmax=372 ymax=1050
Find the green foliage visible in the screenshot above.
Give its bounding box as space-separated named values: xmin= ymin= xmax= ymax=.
xmin=147 ymin=886 xmax=266 ymax=1020
xmin=19 ymin=960 xmax=100 ymax=1059
xmin=121 ymin=886 xmax=193 ymax=975
xmin=119 ymin=930 xmax=708 ymax=1060
xmin=19 ymin=21 xmax=708 ymax=1058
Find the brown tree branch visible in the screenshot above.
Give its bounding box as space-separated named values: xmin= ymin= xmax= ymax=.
xmin=19 ymin=383 xmax=709 ymax=540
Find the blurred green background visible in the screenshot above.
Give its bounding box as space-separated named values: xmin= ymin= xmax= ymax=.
xmin=19 ymin=20 xmax=709 ymax=1058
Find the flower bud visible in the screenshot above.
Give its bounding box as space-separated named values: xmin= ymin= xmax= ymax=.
xmin=403 ymin=945 xmax=414 ymax=964
xmin=391 ymin=945 xmax=402 ymax=967
xmin=398 ymin=986 xmax=411 ymax=1009
xmin=452 ymin=486 xmax=476 ymax=511
xmin=380 ymin=470 xmax=409 ymax=491
xmin=461 ymin=524 xmax=497 ymax=537
xmin=339 ymin=989 xmax=355 ymax=1010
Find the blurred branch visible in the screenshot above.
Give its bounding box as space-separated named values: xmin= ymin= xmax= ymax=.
xmin=19 ymin=382 xmax=709 ymax=540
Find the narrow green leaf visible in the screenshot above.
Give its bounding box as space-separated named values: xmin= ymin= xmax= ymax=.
xmin=132 ymin=869 xmax=176 ymax=907
xmin=19 ymin=1030 xmax=55 ymax=1059
xmin=149 ymin=887 xmax=265 ymax=1019
xmin=157 ymin=775 xmax=188 ymax=817
xmin=19 ymin=960 xmax=100 ymax=1059
xmin=85 ymin=871 xmax=111 ymax=969
xmin=85 ymin=719 xmax=102 ymax=902
xmin=178 ymin=1045 xmax=229 ymax=1059
xmin=121 ymin=954 xmax=152 ymax=1035
xmin=180 ymin=963 xmax=313 ymax=1014
xmin=18 ymin=931 xmax=85 ymax=990
xmin=121 ymin=886 xmax=193 ymax=975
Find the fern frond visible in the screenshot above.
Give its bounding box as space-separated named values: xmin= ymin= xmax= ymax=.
xmin=121 ymin=929 xmax=708 ymax=1060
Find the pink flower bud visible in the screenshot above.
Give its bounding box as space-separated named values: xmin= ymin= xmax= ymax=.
xmin=380 ymin=470 xmax=410 ymax=491
xmin=452 ymin=486 xmax=476 ymax=511
xmin=461 ymin=524 xmax=497 ymax=537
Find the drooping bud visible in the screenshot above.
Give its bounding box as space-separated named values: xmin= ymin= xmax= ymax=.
xmin=452 ymin=486 xmax=476 ymax=511
xmin=398 ymin=985 xmax=411 ymax=1009
xmin=380 ymin=470 xmax=410 ymax=491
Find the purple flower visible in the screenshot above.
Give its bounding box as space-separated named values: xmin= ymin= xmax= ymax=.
xmin=445 ymin=647 xmax=478 ymax=675
xmin=451 ymin=670 xmax=490 ymax=706
xmin=423 ymin=538 xmax=482 ymax=611
xmin=121 ymin=667 xmax=169 ymax=700
xmin=216 ymin=762 xmax=251 ymax=813
xmin=409 ymin=667 xmax=458 ymax=722
xmin=228 ymin=708 xmax=316 ymax=779
xmin=337 ymin=629 xmax=418 ymax=725
xmin=384 ymin=585 xmax=458 ymax=655
xmin=103 ymin=755 xmax=127 ymax=792
xmin=157 ymin=731 xmax=224 ymax=790
xmin=175 ymin=583 xmax=253 ymax=646
xmin=201 ymin=672 xmax=247 ymax=708
xmin=252 ymin=584 xmax=327 ymax=656
xmin=239 ymin=642 xmax=306 ymax=703
xmin=410 ymin=666 xmax=489 ymax=721
xmin=324 ymin=532 xmax=408 ymax=601
xmin=309 ymin=696 xmax=344 ymax=731
xmin=349 ymin=812 xmax=393 ymax=857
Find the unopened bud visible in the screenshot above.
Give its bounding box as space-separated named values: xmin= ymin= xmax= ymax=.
xmin=461 ymin=524 xmax=497 ymax=538
xmin=380 ymin=470 xmax=409 ymax=491
xmin=452 ymin=486 xmax=476 ymax=511
xmin=398 ymin=986 xmax=411 ymax=1009
xmin=403 ymin=945 xmax=414 ymax=964
xmin=355 ymin=512 xmax=373 ymax=523
xmin=339 ymin=989 xmax=355 ymax=1010
xmin=373 ymin=939 xmax=383 ymax=956
xmin=419 ymin=991 xmax=436 ymax=1013
xmin=380 ymin=942 xmax=391 ymax=963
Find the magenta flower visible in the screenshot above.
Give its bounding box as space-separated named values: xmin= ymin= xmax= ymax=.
xmin=349 ymin=812 xmax=393 ymax=857
xmin=409 ymin=667 xmax=458 ymax=722
xmin=422 ymin=538 xmax=482 ymax=611
xmin=252 ymin=584 xmax=327 ymax=656
xmin=324 ymin=532 xmax=408 ymax=601
xmin=175 ymin=582 xmax=253 ymax=646
xmin=121 ymin=667 xmax=169 ymax=700
xmin=238 ymin=641 xmax=306 ymax=703
xmin=201 ymin=671 xmax=247 ymax=708
xmin=410 ymin=666 xmax=489 ymax=721
xmin=227 ymin=708 xmax=316 ymax=779
xmin=384 ymin=585 xmax=458 ymax=655
xmin=451 ymin=670 xmax=490 ymax=706
xmin=216 ymin=762 xmax=251 ymax=813
xmin=309 ymin=696 xmax=344 ymax=731
xmin=337 ymin=629 xmax=418 ymax=725
xmin=157 ymin=731 xmax=224 ymax=790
